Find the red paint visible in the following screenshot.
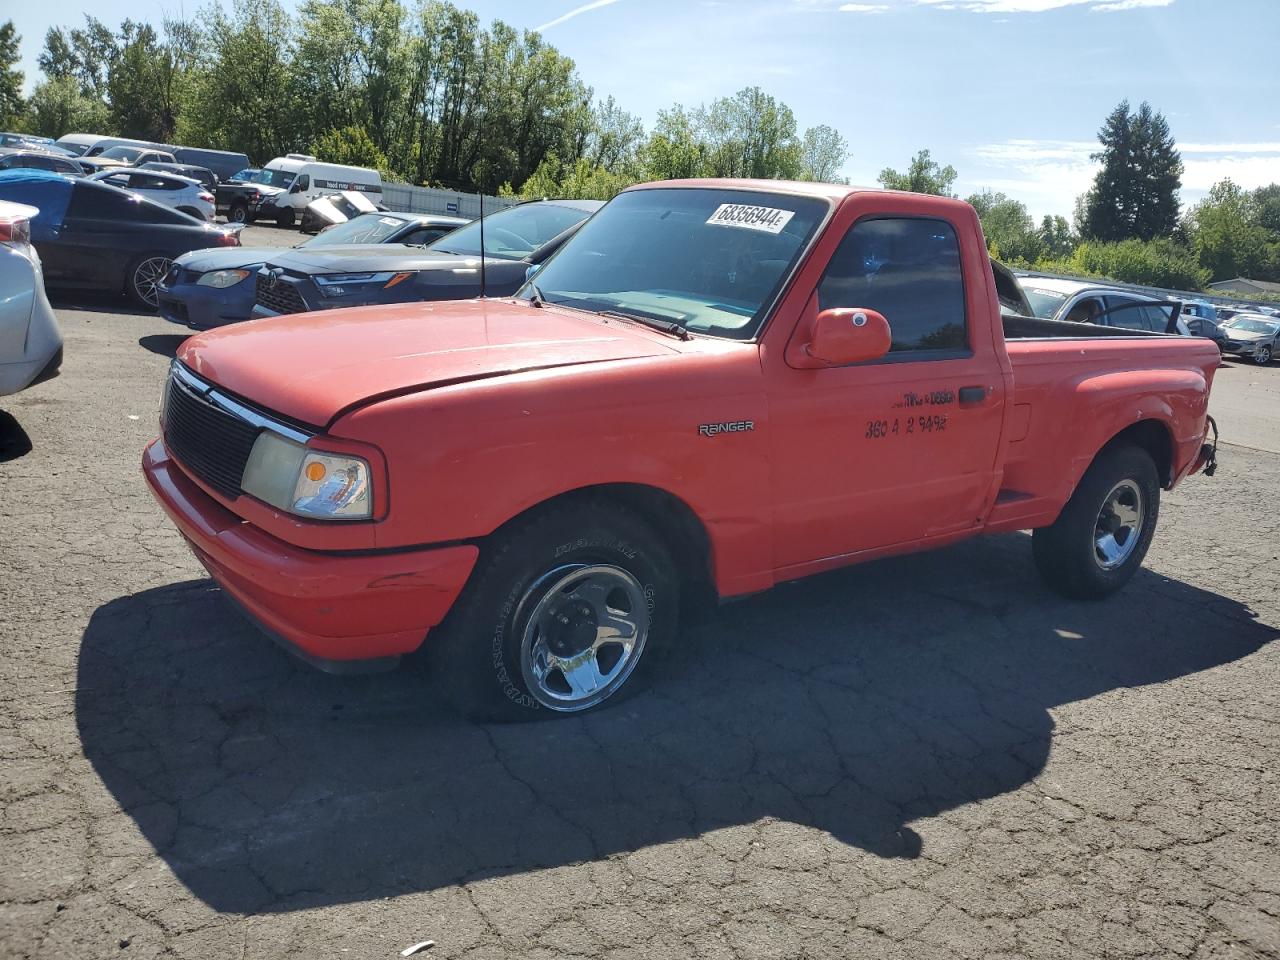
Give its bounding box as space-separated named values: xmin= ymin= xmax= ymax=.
xmin=147 ymin=180 xmax=1220 ymax=665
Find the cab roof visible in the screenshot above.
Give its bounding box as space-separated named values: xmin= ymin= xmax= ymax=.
xmin=625 ymin=177 xmax=876 ymax=202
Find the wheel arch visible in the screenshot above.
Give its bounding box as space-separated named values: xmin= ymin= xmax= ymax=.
xmin=484 ymin=482 xmax=716 ymax=597
xmin=1098 ymin=418 xmax=1175 ymax=487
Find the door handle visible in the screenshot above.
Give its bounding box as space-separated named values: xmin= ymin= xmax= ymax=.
xmin=958 ymin=386 xmax=988 ymax=406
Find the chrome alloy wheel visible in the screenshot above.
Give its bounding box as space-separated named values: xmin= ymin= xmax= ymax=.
xmin=1093 ymin=479 xmax=1144 ymax=571
xmin=133 ymin=256 xmax=173 ymax=307
xmin=518 ymin=564 xmax=651 ymax=712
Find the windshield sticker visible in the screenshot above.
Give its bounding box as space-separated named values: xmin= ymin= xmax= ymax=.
xmin=705 ymin=203 xmax=795 ymax=235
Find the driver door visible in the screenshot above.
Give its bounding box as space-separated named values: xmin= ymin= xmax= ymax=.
xmin=767 ymin=212 xmax=1008 ymax=570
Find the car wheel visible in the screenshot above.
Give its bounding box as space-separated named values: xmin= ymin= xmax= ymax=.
xmin=428 ymin=500 xmax=678 ymax=722
xmin=1032 ymin=445 xmax=1160 ymax=600
xmin=1253 ymin=345 xmax=1272 ymax=365
xmin=228 ymin=201 xmax=249 ymax=224
xmin=276 ymin=208 xmax=295 ymax=229
xmin=126 ymin=254 xmax=174 ymax=310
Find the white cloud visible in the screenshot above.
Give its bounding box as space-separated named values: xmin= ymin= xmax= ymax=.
xmin=535 ymin=0 xmax=624 ymax=32
xmin=838 ymin=3 xmax=891 ymax=10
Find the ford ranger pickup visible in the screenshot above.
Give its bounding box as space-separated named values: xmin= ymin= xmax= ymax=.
xmin=143 ymin=178 xmax=1221 ymax=720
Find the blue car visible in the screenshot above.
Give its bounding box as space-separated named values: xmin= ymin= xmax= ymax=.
xmin=156 ymin=211 xmax=466 ymax=329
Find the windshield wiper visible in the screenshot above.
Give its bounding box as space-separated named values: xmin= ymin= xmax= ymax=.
xmin=527 ymin=282 xmax=546 ymax=308
xmin=599 ymin=309 xmax=691 ymax=341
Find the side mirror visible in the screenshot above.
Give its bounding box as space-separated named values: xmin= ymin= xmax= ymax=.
xmin=525 ymin=263 xmax=540 ymax=282
xmin=802 ymin=307 xmax=892 ymax=366
xmin=289 ymin=181 xmax=303 ymax=193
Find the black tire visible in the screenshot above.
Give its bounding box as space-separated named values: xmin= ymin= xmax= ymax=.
xmin=428 ymin=500 xmax=678 ymax=722
xmin=276 ymin=208 xmax=295 ymax=229
xmin=125 ymin=254 xmax=174 ymax=309
xmin=228 ymin=201 xmax=250 ymax=224
xmin=1254 ymin=345 xmax=1273 ymax=365
xmin=1033 ymin=445 xmax=1160 ymax=600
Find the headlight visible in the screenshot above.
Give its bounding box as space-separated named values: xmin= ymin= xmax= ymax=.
xmin=313 ymin=271 xmax=415 ymax=298
xmin=240 ymin=431 xmax=373 ymax=520
xmin=196 ymin=268 xmax=253 ymax=288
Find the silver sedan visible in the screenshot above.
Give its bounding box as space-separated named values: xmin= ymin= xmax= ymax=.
xmin=1219 ymin=314 xmax=1280 ymax=365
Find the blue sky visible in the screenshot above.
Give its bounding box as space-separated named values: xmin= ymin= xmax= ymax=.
xmin=11 ymin=0 xmax=1280 ymax=219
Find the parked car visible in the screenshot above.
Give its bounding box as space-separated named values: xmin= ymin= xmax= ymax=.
xmin=299 ymin=190 xmax=380 ymax=233
xmin=171 ymin=147 xmax=250 ymax=182
xmin=0 ymin=148 xmax=84 ymax=177
xmin=0 ymin=132 xmax=66 ymax=153
xmin=138 ymin=161 xmax=218 ymax=191
xmin=250 ymin=198 xmax=601 ymax=317
xmin=79 ymin=145 xmax=178 ymax=176
xmin=215 ymin=167 xmax=293 ymax=224
xmin=143 ymin=179 xmax=1221 ymax=720
xmin=87 ymin=168 xmax=216 ymax=221
xmin=0 ymin=200 xmax=62 ymax=396
xmin=80 ymin=137 xmax=170 ymax=159
xmin=157 ymin=211 xmax=467 ymax=329
xmin=1018 ymin=276 xmax=1189 ymax=335
xmin=257 ymin=157 xmax=384 ymax=228
xmin=0 ymin=169 xmax=240 ymax=308
xmin=1218 ymin=313 xmax=1279 ymax=365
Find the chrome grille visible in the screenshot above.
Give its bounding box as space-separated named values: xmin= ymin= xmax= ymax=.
xmin=163 ymin=370 xmax=261 ymax=498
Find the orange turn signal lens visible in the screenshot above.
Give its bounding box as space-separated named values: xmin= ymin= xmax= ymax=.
xmin=305 ymin=461 xmax=327 ymax=482
xmin=383 ymin=272 xmax=414 ymax=289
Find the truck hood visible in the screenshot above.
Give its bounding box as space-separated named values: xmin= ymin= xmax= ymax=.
xmin=177 ymin=299 xmax=682 ymax=427
xmin=264 ymin=244 xmax=486 ymax=275
xmin=175 ymin=246 xmax=286 ymax=273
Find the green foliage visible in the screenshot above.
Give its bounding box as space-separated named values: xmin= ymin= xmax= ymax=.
xmin=1183 ymin=179 xmax=1280 ymax=283
xmin=24 ymin=75 xmax=111 ymax=137
xmin=311 ymin=125 xmax=390 ymax=174
xmin=799 ymin=125 xmax=848 ymax=183
xmin=877 ymin=149 xmax=957 ymax=197
xmin=503 ymin=155 xmax=634 ymax=201
xmin=1038 ymin=215 xmax=1075 ymax=260
xmin=0 ymin=21 xmax=24 ymax=129
xmin=696 ymin=87 xmax=802 ymax=180
xmin=1082 ymin=100 xmax=1183 ymax=242
xmin=968 ymin=190 xmax=1042 ymax=264
xmin=1040 ymin=238 xmax=1209 ymax=290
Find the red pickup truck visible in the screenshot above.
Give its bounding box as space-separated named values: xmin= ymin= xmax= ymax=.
xmin=143 ymin=179 xmax=1220 ymax=720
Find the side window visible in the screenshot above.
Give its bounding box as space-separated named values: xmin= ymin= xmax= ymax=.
xmin=133 ymin=199 xmax=187 ymax=225
xmin=817 ymin=217 xmax=967 ymax=354
xmin=67 ymin=184 xmax=133 ymax=220
xmin=296 ymin=174 xmax=310 ymax=191
xmin=402 ymin=227 xmax=451 ymax=246
xmin=54 ymin=158 xmax=79 ymax=175
xmin=1064 ymin=296 xmax=1104 ymax=324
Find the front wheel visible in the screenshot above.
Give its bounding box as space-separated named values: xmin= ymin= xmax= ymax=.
xmin=1254 ymin=345 xmax=1273 ymax=365
xmin=428 ymin=501 xmax=678 ymax=722
xmin=126 ymin=254 xmax=174 ymax=309
xmin=275 ymin=208 xmax=295 ymax=229
xmin=1033 ymin=445 xmax=1160 ymax=600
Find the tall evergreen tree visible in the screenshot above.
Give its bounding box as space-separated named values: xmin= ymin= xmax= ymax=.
xmin=1083 ymin=100 xmax=1182 ymax=242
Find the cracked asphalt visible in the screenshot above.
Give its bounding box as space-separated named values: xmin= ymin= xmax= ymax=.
xmin=1 ymin=273 xmax=1278 ymax=959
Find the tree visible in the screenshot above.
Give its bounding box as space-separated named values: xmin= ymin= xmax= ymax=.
xmin=0 ymin=21 xmax=24 ymax=129
xmin=583 ymin=96 xmax=644 ymax=172
xmin=643 ymin=105 xmax=710 ymax=181
xmin=1081 ymin=100 xmax=1182 ymax=242
xmin=877 ymin=149 xmax=957 ymax=197
xmin=503 ymin=154 xmax=634 ymax=201
xmin=177 ymin=0 xmax=301 ymax=161
xmin=696 ymin=87 xmax=802 ymax=180
xmin=799 ymin=125 xmax=848 ymax=183
xmin=25 ymin=75 xmax=111 ymax=137
xmin=1186 ymin=179 xmax=1278 ymax=282
xmin=312 ymin=125 xmax=390 ymax=172
xmin=107 ymin=19 xmax=202 ymax=142
xmin=39 ymin=17 xmax=117 ymax=101
xmin=1037 ymin=215 xmax=1075 ymax=260
xmin=967 ymin=191 xmax=1041 ymax=263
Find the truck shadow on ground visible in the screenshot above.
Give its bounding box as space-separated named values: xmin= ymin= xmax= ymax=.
xmin=76 ymin=533 xmax=1275 ymax=914
xmin=137 ymin=334 xmax=189 ymax=358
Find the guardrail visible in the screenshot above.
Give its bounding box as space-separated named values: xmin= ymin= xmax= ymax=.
xmin=381 ymin=183 xmax=518 ymax=220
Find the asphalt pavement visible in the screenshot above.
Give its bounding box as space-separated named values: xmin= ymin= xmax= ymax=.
xmin=0 ymin=285 xmax=1277 ymax=960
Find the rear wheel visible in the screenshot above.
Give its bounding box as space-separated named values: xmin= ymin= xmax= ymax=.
xmin=228 ymin=201 xmax=250 ymax=224
xmin=276 ymin=208 xmax=295 ymax=229
xmin=1254 ymin=345 xmax=1273 ymax=365
xmin=1033 ymin=445 xmax=1160 ymax=599
xmin=126 ymin=254 xmax=174 ymax=309
xmin=428 ymin=501 xmax=678 ymax=722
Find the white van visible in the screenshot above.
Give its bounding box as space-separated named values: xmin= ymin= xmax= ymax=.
xmin=54 ymin=134 xmax=110 ymax=157
xmin=260 ymin=156 xmax=383 ymax=227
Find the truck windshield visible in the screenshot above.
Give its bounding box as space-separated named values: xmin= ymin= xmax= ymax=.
xmin=100 ymin=146 xmax=146 ymax=162
xmin=519 ymin=188 xmax=828 ymax=340
xmin=242 ymin=168 xmax=296 ymax=189
xmin=1023 ymin=287 xmax=1069 ymax=318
